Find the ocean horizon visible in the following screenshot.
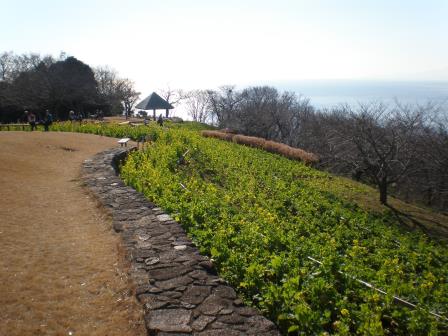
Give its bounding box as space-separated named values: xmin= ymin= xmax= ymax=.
xmin=172 ymin=80 xmax=448 ymax=119
xmin=273 ymin=79 xmax=448 ymax=109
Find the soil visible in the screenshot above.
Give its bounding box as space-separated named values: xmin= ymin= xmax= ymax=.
xmin=0 ymin=132 xmax=145 ymax=336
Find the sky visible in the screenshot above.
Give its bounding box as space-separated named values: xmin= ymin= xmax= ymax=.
xmin=1 ymin=0 xmax=448 ymax=97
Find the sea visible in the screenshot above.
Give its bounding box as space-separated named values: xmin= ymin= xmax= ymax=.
xmin=274 ymin=80 xmax=448 ymax=110
xmin=172 ymin=80 xmax=448 ymax=120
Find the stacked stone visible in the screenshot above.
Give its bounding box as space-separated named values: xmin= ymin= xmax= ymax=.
xmin=82 ymin=148 xmax=280 ymax=336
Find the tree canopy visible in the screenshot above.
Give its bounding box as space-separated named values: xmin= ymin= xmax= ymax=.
xmin=0 ymin=51 xmax=139 ymax=122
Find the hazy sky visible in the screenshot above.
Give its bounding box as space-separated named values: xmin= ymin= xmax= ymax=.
xmin=2 ymin=0 xmax=448 ymax=94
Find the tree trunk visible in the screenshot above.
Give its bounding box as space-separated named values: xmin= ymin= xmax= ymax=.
xmin=379 ymin=179 xmax=388 ymax=205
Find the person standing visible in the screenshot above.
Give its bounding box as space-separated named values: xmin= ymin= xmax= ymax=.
xmin=69 ymin=110 xmax=75 ymax=122
xmin=157 ymin=114 xmax=164 ymax=126
xmin=25 ymin=110 xmax=37 ymax=131
xmin=77 ymin=111 xmax=83 ymax=124
xmin=43 ymin=110 xmax=53 ymax=132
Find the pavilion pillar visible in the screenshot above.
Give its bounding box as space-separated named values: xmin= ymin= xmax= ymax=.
xmin=165 ymin=109 xmax=169 ymax=118
xmin=153 ymin=109 xmax=156 ymax=120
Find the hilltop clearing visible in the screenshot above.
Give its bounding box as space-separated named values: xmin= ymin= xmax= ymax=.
xmin=3 ymin=121 xmax=447 ymax=334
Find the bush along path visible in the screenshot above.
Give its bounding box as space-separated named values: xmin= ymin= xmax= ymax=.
xmin=82 ymin=147 xmax=279 ymax=336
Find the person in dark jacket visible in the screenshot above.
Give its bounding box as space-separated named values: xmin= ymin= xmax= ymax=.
xmin=25 ymin=110 xmax=37 ymax=131
xmin=44 ymin=110 xmax=53 ymax=131
xmin=69 ymin=110 xmax=76 ymax=122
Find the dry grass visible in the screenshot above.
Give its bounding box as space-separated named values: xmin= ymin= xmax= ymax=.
xmin=201 ymin=130 xmax=319 ymax=164
xmin=0 ymin=132 xmax=145 ymax=336
xmin=262 ymin=140 xmax=319 ymax=164
xmin=233 ymin=134 xmax=266 ymax=148
xmin=201 ymin=130 xmax=235 ymax=142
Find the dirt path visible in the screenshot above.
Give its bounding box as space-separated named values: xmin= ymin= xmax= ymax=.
xmin=0 ymin=132 xmax=145 ymax=336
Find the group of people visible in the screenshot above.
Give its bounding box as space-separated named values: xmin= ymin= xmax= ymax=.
xmin=68 ymin=110 xmax=84 ymax=123
xmin=24 ymin=110 xmax=165 ymax=130
xmin=25 ymin=110 xmax=53 ymax=131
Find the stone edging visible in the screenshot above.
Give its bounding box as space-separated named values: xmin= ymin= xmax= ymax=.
xmin=81 ymin=147 xmax=280 ymax=336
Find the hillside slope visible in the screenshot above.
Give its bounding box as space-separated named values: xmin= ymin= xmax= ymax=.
xmin=120 ymin=125 xmax=448 ymax=335
xmin=4 ymin=121 xmax=446 ymax=334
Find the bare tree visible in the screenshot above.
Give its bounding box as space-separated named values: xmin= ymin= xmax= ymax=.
xmin=94 ymin=66 xmax=118 ymax=98
xmin=159 ymin=86 xmax=187 ymax=117
xmin=116 ymin=78 xmax=140 ymax=119
xmin=0 ymin=52 xmax=57 ymax=83
xmin=0 ymin=51 xmax=14 ymax=81
xmin=331 ymin=103 xmax=425 ymax=204
xmin=11 ymin=53 xmax=43 ymax=79
xmin=413 ymin=104 xmax=448 ymax=208
xmin=94 ymin=66 xmax=139 ymax=117
xmin=185 ymin=90 xmax=211 ymax=123
xmin=207 ymin=85 xmax=243 ymax=127
xmin=207 ymin=86 xmax=314 ymax=143
xmin=94 ymin=66 xmax=121 ymax=114
xmin=267 ymin=92 xmax=314 ymax=146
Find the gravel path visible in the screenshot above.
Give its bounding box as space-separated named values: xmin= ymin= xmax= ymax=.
xmin=0 ymin=132 xmax=145 ymax=336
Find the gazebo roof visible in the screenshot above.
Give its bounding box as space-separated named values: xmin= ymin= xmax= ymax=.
xmin=136 ymin=92 xmax=174 ymax=110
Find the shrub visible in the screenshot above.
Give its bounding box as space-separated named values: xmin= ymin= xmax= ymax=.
xmin=201 ymin=130 xmax=319 ymax=164
xmin=201 ymin=130 xmax=234 ymax=142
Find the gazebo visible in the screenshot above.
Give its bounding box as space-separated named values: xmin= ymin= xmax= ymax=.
xmin=135 ymin=92 xmax=174 ymax=120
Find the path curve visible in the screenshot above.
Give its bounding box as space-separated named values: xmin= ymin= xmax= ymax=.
xmin=0 ymin=132 xmax=145 ymax=336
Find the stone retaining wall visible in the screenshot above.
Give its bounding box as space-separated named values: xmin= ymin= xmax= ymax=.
xmin=82 ymin=147 xmax=280 ymax=336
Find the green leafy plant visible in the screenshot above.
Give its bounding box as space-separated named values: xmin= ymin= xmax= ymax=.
xmin=119 ymin=127 xmax=448 ymax=335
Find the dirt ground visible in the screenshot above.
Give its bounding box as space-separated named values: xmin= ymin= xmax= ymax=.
xmin=0 ymin=132 xmax=145 ymax=336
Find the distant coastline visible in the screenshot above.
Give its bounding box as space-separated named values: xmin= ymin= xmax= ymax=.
xmin=272 ymin=79 xmax=448 ymax=108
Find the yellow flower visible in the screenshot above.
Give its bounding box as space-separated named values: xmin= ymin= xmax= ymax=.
xmin=341 ymin=308 xmax=349 ymax=316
